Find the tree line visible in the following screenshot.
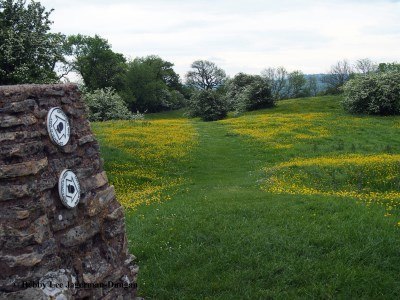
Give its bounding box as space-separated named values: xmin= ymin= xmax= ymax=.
xmin=0 ymin=0 xmax=187 ymax=114
xmin=1 ymin=0 xmax=399 ymax=121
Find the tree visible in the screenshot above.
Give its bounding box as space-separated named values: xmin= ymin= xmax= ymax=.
xmin=122 ymin=56 xmax=185 ymax=112
xmin=239 ymin=77 xmax=274 ymax=111
xmin=225 ymin=72 xmax=257 ymax=109
xmin=322 ymin=60 xmax=353 ymax=94
xmin=307 ymin=75 xmax=318 ymax=97
xmin=226 ymin=73 xmax=273 ymax=112
xmin=286 ymin=70 xmax=308 ymax=98
xmin=136 ymin=55 xmax=182 ymax=91
xmin=0 ymin=0 xmax=66 ymax=84
xmin=342 ymin=71 xmax=400 ymax=115
xmin=66 ymin=34 xmax=126 ymax=91
xmin=187 ymin=89 xmax=228 ymax=121
xmin=185 ymin=60 xmax=226 ymax=90
xmin=354 ymin=58 xmax=378 ymax=74
xmin=262 ymin=67 xmax=287 ymax=100
xmin=378 ymin=62 xmax=400 ymax=73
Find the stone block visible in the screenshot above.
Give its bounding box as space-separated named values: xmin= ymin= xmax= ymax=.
xmin=80 ymin=171 xmax=108 ymax=193
xmin=1 ymin=252 xmax=45 ymax=268
xmin=0 ymin=131 xmax=41 ymax=143
xmin=51 ymin=209 xmax=78 ymax=232
xmin=0 ymin=141 xmax=43 ymax=159
xmin=3 ymin=99 xmax=37 ymax=113
xmin=78 ymin=134 xmax=95 ymax=146
xmin=0 ymin=183 xmax=32 ymax=201
xmin=60 ymin=220 xmax=100 ymax=247
xmin=86 ymin=186 xmax=116 ymax=217
xmin=0 ymin=288 xmax=48 ymax=300
xmin=0 ymin=114 xmax=37 ymax=128
xmin=0 ymin=157 xmax=48 ymax=179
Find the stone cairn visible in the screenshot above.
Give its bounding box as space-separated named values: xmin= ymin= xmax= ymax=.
xmin=0 ymin=84 xmax=138 ymax=299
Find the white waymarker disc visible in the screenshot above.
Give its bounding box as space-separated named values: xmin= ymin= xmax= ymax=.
xmin=47 ymin=107 xmax=70 ymax=146
xmin=58 ymin=170 xmax=81 ymax=209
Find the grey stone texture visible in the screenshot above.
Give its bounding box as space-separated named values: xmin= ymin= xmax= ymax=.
xmin=0 ymin=84 xmax=138 ymax=299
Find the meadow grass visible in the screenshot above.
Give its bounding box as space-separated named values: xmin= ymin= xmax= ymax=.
xmin=93 ymin=95 xmax=400 ymax=299
xmin=91 ymin=117 xmax=197 ymax=209
xmin=221 ymin=96 xmax=400 ymax=216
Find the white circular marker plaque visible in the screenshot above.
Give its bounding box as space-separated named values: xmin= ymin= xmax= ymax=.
xmin=47 ymin=107 xmax=70 ymax=146
xmin=58 ymin=169 xmax=81 ymax=209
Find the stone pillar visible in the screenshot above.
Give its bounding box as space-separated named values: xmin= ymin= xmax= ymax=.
xmin=0 ymin=84 xmax=138 ymax=299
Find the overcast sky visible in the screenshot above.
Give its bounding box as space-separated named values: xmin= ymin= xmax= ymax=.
xmin=41 ymin=0 xmax=400 ymax=79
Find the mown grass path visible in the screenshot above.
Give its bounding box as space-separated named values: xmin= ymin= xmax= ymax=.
xmin=189 ymin=121 xmax=263 ymax=189
xmin=125 ymin=114 xmax=400 ymax=299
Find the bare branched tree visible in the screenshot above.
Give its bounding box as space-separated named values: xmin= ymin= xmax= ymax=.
xmin=307 ymin=75 xmax=318 ymax=97
xmin=286 ymin=70 xmax=307 ymax=98
xmin=322 ymin=60 xmax=353 ymax=93
xmin=185 ymin=60 xmax=226 ymax=90
xmin=354 ymin=58 xmax=378 ymax=74
xmin=262 ymin=67 xmax=287 ymax=100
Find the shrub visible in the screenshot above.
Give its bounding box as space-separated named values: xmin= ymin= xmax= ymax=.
xmin=226 ymin=73 xmax=274 ymax=114
xmin=83 ymin=87 xmax=142 ymax=121
xmin=231 ymin=77 xmax=274 ymax=114
xmin=160 ymin=89 xmax=186 ymax=110
xmin=241 ymin=78 xmax=275 ymax=111
xmin=342 ymin=72 xmax=400 ymax=115
xmin=187 ymin=89 xmax=228 ymax=121
xmin=225 ymin=73 xmax=257 ymax=110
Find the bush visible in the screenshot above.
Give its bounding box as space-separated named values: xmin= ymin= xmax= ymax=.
xmin=241 ymin=78 xmax=275 ymax=111
xmin=83 ymin=87 xmax=142 ymax=121
xmin=225 ymin=73 xmax=256 ymax=110
xmin=160 ymin=89 xmax=186 ymax=110
xmin=226 ymin=73 xmax=274 ymax=114
xmin=231 ymin=78 xmax=274 ymax=114
xmin=187 ymin=89 xmax=228 ymax=121
xmin=342 ymin=72 xmax=400 ymax=115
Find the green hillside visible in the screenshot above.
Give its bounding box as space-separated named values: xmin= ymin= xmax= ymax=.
xmin=93 ymin=95 xmax=400 ymax=299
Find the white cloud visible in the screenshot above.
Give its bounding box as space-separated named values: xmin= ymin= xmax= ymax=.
xmin=41 ymin=0 xmax=400 ymax=78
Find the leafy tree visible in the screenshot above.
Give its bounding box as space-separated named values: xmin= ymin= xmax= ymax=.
xmin=122 ymin=56 xmax=184 ymax=112
xmin=187 ymin=89 xmax=228 ymax=121
xmin=286 ymin=70 xmax=308 ymax=98
xmin=0 ymin=0 xmax=66 ymax=84
xmin=342 ymin=71 xmax=400 ymax=115
xmin=322 ymin=60 xmax=353 ymax=94
xmin=185 ymin=60 xmax=226 ymax=90
xmin=136 ymin=55 xmax=182 ymax=91
xmin=262 ymin=67 xmax=287 ymax=100
xmin=66 ymin=34 xmax=126 ymax=91
xmin=378 ymin=62 xmax=400 ymax=73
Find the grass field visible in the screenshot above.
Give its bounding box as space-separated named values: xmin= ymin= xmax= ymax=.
xmin=92 ymin=95 xmax=400 ymax=299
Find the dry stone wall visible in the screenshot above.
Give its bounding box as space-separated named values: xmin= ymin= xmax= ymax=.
xmin=0 ymin=84 xmax=138 ymax=299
